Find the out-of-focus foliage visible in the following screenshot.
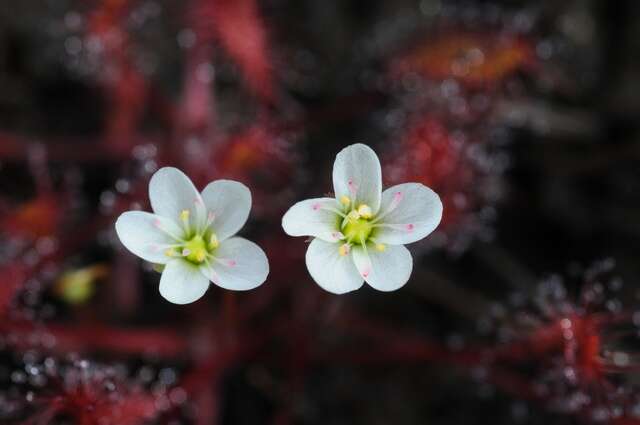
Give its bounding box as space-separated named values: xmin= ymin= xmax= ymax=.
xmin=0 ymin=0 xmax=640 ymax=424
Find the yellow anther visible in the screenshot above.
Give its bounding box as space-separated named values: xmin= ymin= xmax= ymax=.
xmin=180 ymin=209 xmax=190 ymax=221
xmin=195 ymin=250 xmax=206 ymax=263
xmin=347 ymin=210 xmax=360 ymax=221
xmin=338 ymin=244 xmax=350 ymax=256
xmin=209 ymin=233 xmax=219 ymax=249
xmin=340 ymin=195 xmax=351 ymax=206
xmin=165 ymin=248 xmax=175 ymax=257
xmin=375 ymin=243 xmax=386 ymax=252
xmin=357 ymin=204 xmax=373 ymax=219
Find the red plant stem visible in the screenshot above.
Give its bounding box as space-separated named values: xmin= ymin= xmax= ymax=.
xmin=0 ymin=132 xmax=158 ymax=162
xmin=0 ymin=319 xmax=188 ymax=358
xmin=486 ymin=367 xmax=544 ymax=401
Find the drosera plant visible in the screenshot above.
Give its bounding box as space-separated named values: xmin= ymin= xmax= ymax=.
xmin=3 ymin=357 xmax=165 ymax=425
xmin=282 ymin=143 xmax=443 ymax=294
xmin=115 ymin=167 xmax=269 ymax=304
xmin=383 ymin=114 xmax=505 ymax=253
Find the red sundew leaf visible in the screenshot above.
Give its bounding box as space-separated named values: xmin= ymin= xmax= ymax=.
xmin=1 ymin=195 xmax=62 ymax=239
xmin=390 ymin=31 xmax=536 ymax=88
xmin=383 ymin=116 xmax=478 ymax=231
xmin=495 ymin=321 xmax=565 ymax=362
xmin=211 ymin=125 xmax=296 ymax=217
xmin=90 ymin=393 xmax=158 ymax=425
xmin=215 ymin=126 xmax=274 ymax=173
xmin=87 ymin=0 xmax=132 ymax=37
xmin=208 ymin=0 xmax=275 ymax=102
xmin=85 ymin=0 xmax=149 ymax=152
xmin=563 ymin=315 xmax=605 ymax=383
xmin=103 ymin=61 xmax=149 ymax=150
xmin=179 ymin=46 xmax=216 ymax=135
xmin=51 ymin=367 xmax=159 ymax=425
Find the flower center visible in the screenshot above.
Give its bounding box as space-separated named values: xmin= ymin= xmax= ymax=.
xmin=161 ymin=209 xmax=220 ymax=265
xmin=342 ymin=206 xmax=374 ymax=245
xmin=183 ymin=235 xmax=207 ymax=264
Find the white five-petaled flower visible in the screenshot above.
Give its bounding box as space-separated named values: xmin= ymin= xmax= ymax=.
xmin=115 ymin=167 xmax=269 ymax=304
xmin=282 ymin=143 xmax=443 ymax=294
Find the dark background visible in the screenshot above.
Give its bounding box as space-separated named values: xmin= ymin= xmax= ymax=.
xmin=0 ymin=0 xmax=639 ymax=424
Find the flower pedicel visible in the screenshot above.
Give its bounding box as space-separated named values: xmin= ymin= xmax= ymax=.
xmin=115 ymin=167 xmax=269 ymax=304
xmin=282 ymin=143 xmax=442 ymax=294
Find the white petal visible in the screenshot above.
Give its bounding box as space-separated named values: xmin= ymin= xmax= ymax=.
xmin=149 ymin=167 xmax=206 ymax=228
xmin=201 ymin=237 xmax=268 ymax=291
xmin=305 ymin=238 xmax=363 ymax=294
xmin=200 ymin=180 xmax=251 ymax=241
xmin=159 ymin=259 xmax=210 ymax=304
xmin=281 ymin=198 xmax=344 ymax=243
xmin=352 ymin=244 xmax=413 ymax=291
xmin=373 ymin=183 xmax=443 ymax=245
xmin=115 ymin=211 xmax=184 ymax=264
xmin=332 ymin=143 xmax=382 ymax=213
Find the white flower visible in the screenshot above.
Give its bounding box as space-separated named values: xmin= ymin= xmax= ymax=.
xmin=282 ymin=143 xmax=442 ymax=294
xmin=115 ymin=167 xmax=269 ymax=304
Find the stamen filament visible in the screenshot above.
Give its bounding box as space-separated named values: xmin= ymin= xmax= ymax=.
xmin=371 ymin=191 xmax=403 ymax=224
xmin=154 ymin=243 xmax=183 ymax=251
xmin=210 ymin=255 xmax=237 ymax=268
xmin=372 ymin=223 xmax=414 ymax=232
xmin=180 ymin=209 xmax=191 ymax=233
xmin=202 ymin=257 xmax=220 ymax=281
xmin=205 ymin=211 xmax=215 ymax=228
xmin=319 ymin=205 xmax=347 ymax=218
xmin=153 ymin=219 xmax=186 ymax=242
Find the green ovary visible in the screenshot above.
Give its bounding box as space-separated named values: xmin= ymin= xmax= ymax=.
xmin=183 ymin=235 xmax=208 ymax=264
xmin=343 ymin=217 xmax=373 ymax=245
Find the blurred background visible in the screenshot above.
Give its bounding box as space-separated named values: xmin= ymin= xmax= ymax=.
xmin=0 ymin=0 xmax=639 ymax=424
